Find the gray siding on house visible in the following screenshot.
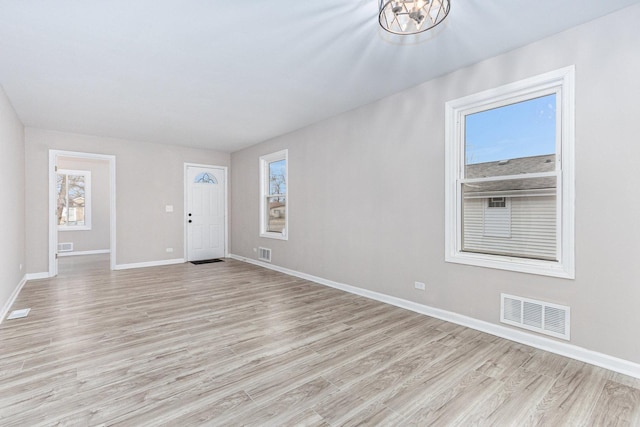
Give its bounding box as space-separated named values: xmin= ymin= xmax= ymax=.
xmin=463 ymin=195 xmax=557 ymax=260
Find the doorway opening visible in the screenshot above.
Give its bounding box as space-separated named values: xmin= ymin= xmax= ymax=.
xmin=49 ymin=150 xmax=116 ymax=277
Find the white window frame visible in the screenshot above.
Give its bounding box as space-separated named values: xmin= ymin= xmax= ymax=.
xmin=445 ymin=66 xmax=575 ymax=279
xmin=57 ymin=169 xmax=92 ymax=231
xmin=260 ymin=149 xmax=288 ymax=240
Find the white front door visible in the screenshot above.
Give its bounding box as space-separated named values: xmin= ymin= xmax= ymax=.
xmin=186 ymin=166 xmax=225 ymax=261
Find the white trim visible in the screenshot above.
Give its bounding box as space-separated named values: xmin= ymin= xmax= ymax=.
xmin=445 ymin=66 xmax=575 ymax=279
xmin=0 ymin=275 xmax=27 ymax=324
xmin=114 ymin=258 xmax=185 ymax=271
xmin=57 ymin=249 xmax=111 ymax=257
xmin=228 ymin=254 xmax=640 ymax=380
xmin=183 ymin=163 xmax=229 ymax=261
xmin=26 ymin=272 xmax=51 ymax=280
xmin=259 ymin=149 xmax=288 ymax=240
xmin=463 ymin=171 xmax=558 ymax=184
xmin=49 ymin=150 xmax=117 ymax=276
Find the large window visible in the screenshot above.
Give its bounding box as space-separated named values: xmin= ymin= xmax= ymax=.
xmin=57 ymin=169 xmax=91 ymax=230
xmin=445 ymin=67 xmax=575 ymax=278
xmin=260 ymin=150 xmax=288 ymax=239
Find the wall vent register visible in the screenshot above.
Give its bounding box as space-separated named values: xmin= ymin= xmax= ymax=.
xmin=501 ymin=293 xmax=570 ymax=340
xmin=58 ymin=242 xmax=73 ymax=252
xmin=258 ymin=247 xmax=272 ymax=263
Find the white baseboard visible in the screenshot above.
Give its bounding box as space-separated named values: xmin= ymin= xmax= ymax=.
xmin=25 ymin=272 xmax=51 ymax=280
xmin=114 ymin=258 xmax=185 ymax=270
xmin=229 ymin=253 xmax=640 ymax=380
xmin=58 ymin=249 xmax=110 ymax=257
xmin=0 ymin=275 xmax=28 ymax=324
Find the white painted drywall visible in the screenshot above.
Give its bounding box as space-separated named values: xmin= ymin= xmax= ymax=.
xmin=25 ymin=129 xmax=230 ymax=272
xmin=0 ymin=85 xmax=25 ymax=313
xmin=230 ymin=4 xmax=640 ymax=364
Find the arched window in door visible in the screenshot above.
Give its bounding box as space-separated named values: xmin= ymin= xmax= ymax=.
xmin=194 ymin=172 xmax=218 ymax=184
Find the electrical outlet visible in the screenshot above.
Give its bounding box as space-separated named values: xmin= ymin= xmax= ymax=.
xmin=253 ymin=248 xmax=257 ymax=252
xmin=19 ymin=264 xmax=23 ymax=271
xmin=166 ymin=248 xmax=174 ymax=253
xmin=414 ymin=281 xmax=426 ymax=291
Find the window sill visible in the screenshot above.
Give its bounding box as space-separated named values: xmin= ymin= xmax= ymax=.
xmin=260 ymin=232 xmax=287 ymax=241
xmin=445 ymin=251 xmax=574 ymax=279
xmin=59 ymin=226 xmax=92 ymax=232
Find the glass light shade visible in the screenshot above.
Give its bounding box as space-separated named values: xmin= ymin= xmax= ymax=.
xmin=379 ymin=0 xmax=450 ymax=35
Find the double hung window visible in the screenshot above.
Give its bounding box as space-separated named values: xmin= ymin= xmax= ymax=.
xmin=260 ymin=150 xmax=288 ymax=239
xmin=57 ymin=169 xmax=92 ymax=230
xmin=445 ymin=67 xmax=575 ymax=278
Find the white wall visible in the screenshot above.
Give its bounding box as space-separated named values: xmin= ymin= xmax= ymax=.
xmin=25 ymin=129 xmax=230 ymax=272
xmin=230 ymin=5 xmax=640 ymax=364
xmin=57 ymin=156 xmax=110 ymax=253
xmin=0 ymin=85 xmax=25 ymax=316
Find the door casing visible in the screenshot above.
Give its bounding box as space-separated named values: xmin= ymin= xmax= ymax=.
xmin=48 ymin=150 xmax=116 ymax=277
xmin=184 ymin=163 xmax=228 ymax=261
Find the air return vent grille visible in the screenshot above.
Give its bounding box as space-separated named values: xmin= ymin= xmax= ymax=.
xmin=58 ymin=242 xmax=73 ymax=252
xmin=258 ymin=247 xmax=271 ymax=263
xmin=501 ymin=293 xmax=570 ymax=340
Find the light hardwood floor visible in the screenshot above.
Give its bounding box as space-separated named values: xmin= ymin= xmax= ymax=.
xmin=1 ymin=255 xmax=639 ymax=426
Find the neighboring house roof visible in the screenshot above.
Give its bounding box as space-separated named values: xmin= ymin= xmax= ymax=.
xmin=465 ymin=154 xmax=556 ymax=194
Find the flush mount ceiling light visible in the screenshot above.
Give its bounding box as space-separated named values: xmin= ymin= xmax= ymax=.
xmin=379 ymin=0 xmax=450 ymax=35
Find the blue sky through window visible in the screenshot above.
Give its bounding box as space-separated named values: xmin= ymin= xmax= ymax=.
xmin=465 ymin=94 xmax=556 ymax=165
xmin=269 ymin=159 xmax=286 ymax=195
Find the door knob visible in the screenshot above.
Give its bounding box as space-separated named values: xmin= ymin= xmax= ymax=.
xmin=188 ymin=220 xmax=192 ymax=223
xmin=188 ymin=213 xmax=192 ymax=216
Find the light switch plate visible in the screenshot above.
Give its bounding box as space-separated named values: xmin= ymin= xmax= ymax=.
xmin=165 ymin=205 xmax=174 ymax=212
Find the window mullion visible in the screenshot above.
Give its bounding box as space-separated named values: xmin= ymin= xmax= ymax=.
xmin=461 ymin=171 xmax=559 ymax=184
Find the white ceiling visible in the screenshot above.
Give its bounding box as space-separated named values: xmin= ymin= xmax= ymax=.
xmin=1 ymin=0 xmax=638 ymax=152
